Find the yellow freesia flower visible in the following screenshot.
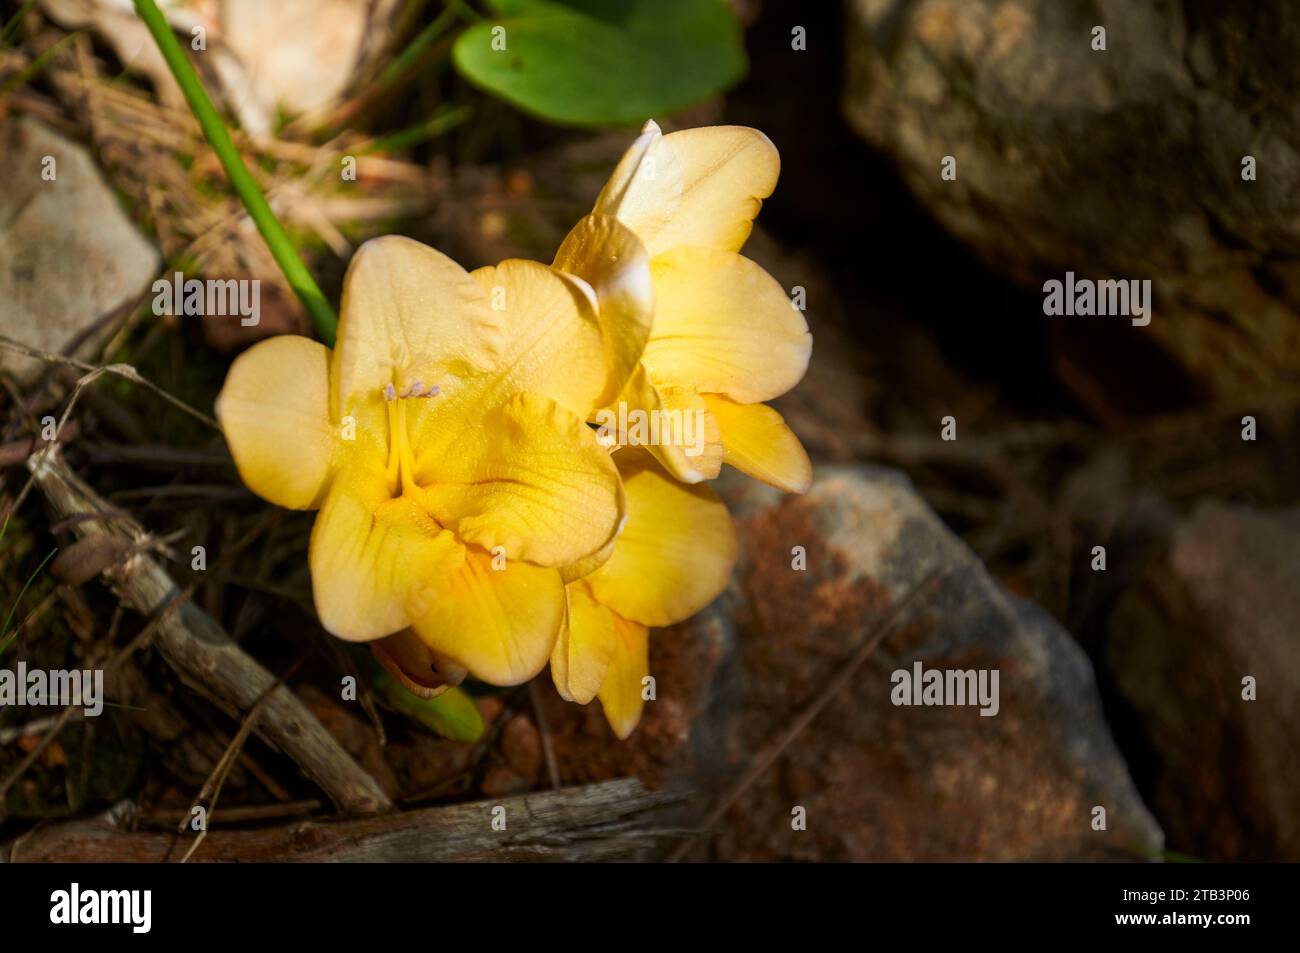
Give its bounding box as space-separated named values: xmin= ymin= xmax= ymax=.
xmin=373 ymin=452 xmax=738 ymax=738
xmin=550 ymin=450 xmax=737 ymax=738
xmin=216 ymin=236 xmax=626 ymax=686
xmin=554 ymin=120 xmax=814 ymax=493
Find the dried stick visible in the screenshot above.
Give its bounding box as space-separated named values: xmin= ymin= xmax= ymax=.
xmin=177 ymin=657 xmax=305 ymax=862
xmin=10 ymin=779 xmax=686 ymax=863
xmin=25 ymin=450 xmax=392 ymax=816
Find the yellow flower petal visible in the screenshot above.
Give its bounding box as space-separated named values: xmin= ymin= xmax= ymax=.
xmin=309 ymin=463 xmax=465 ymax=642
xmin=559 ymin=536 xmax=617 ymax=583
xmin=215 ymin=335 xmax=336 ymax=510
xmin=409 ymin=548 xmax=564 ymax=686
xmin=370 ymin=628 xmax=467 ymax=699
xmin=609 ymin=365 xmax=722 ymax=484
xmin=597 ymin=616 xmax=650 ymax=740
xmin=552 ymin=214 xmax=654 ymax=408
xmin=549 ymin=584 xmax=616 ymax=705
xmin=419 ymin=392 xmax=624 ymax=568
xmin=469 ymin=258 xmax=609 ymax=417
xmin=702 ymin=395 xmax=812 ymax=494
xmin=593 ymin=120 xmax=680 ymax=239
xmin=599 ymin=122 xmax=780 ymax=257
xmin=586 ymin=453 xmax=737 ymax=627
xmin=332 ymin=236 xmax=504 ymax=419
xmin=642 ymin=247 xmax=811 ymax=404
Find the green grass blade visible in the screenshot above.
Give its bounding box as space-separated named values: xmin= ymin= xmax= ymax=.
xmin=364 ymin=104 xmax=473 ymax=155
xmin=0 ymin=546 xmax=57 ymax=652
xmin=132 ymin=0 xmax=339 ymax=345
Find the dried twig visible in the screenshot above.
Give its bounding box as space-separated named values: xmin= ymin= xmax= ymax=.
xmin=23 ymin=451 xmax=392 ymax=815
xmin=528 ymin=678 xmax=561 ymax=790
xmin=178 ymin=657 xmax=304 ymax=862
xmin=0 ymin=420 xmax=79 ymax=467
xmin=0 ymin=334 xmax=218 ymax=431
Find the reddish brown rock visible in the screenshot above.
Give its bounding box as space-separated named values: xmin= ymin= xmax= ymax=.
xmin=543 ymin=465 xmax=1162 ymax=860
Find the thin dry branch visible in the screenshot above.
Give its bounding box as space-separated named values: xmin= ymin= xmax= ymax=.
xmin=24 ymin=450 xmax=392 ymax=816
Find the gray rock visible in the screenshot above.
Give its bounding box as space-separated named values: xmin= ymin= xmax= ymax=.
xmin=547 ymin=465 xmax=1163 ymax=860
xmin=843 ymin=0 xmax=1300 ymax=403
xmin=689 ymin=464 xmax=1164 ymax=860
xmin=1108 ymin=501 xmax=1300 ymax=861
xmin=0 ymin=117 xmax=159 ymax=380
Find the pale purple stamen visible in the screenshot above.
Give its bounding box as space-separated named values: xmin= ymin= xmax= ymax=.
xmin=385 ymin=381 xmax=441 ymax=400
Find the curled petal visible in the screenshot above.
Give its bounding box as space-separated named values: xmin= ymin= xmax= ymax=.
xmin=608 ymin=366 xmax=722 ymax=485
xmin=216 ymin=335 xmax=336 ymax=510
xmin=553 ymin=214 xmax=654 ymax=408
xmin=594 ymin=119 xmax=680 ymax=231
xmin=370 ymin=628 xmax=467 ymax=699
xmin=600 ymin=123 xmax=780 ymax=257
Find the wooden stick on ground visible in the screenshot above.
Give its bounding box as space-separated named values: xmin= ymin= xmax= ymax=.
xmin=9 ymin=779 xmax=686 ymax=863
xmin=25 ymin=449 xmax=392 ymax=817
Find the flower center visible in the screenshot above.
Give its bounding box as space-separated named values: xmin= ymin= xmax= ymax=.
xmin=382 ymin=380 xmax=440 ymax=498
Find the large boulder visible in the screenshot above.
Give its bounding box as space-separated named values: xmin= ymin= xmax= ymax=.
xmin=543 ymin=465 xmax=1163 ymax=860
xmin=1107 ymin=501 xmax=1300 ymax=861
xmin=843 ymin=0 xmax=1300 ymax=405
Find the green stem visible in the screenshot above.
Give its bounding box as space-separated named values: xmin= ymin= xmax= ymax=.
xmin=0 ymin=31 xmax=81 ymax=96
xmin=132 ymin=0 xmax=338 ymax=345
xmin=0 ymin=0 xmax=41 ymax=48
xmin=363 ymin=104 xmax=473 ymax=155
xmin=379 ymin=4 xmax=459 ymax=88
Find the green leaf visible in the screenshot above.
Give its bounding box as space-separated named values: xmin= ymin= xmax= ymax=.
xmin=375 ymin=671 xmax=486 ymax=743
xmin=453 ymin=0 xmax=747 ymax=127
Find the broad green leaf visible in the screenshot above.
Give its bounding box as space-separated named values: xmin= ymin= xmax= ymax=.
xmin=453 ymin=0 xmax=747 ymax=127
